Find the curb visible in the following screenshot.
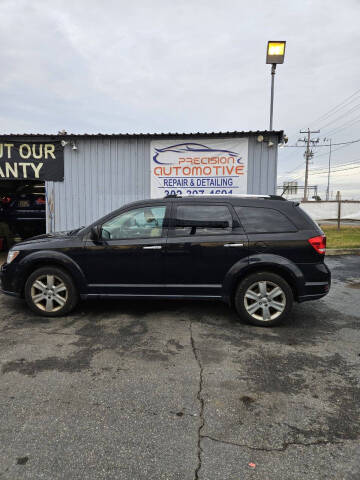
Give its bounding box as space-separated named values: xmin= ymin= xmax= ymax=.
xmin=326 ymin=248 xmax=360 ymax=256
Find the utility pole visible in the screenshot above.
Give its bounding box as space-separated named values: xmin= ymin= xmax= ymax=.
xmin=299 ymin=129 xmax=320 ymax=201
xmin=326 ymin=139 xmax=332 ymax=201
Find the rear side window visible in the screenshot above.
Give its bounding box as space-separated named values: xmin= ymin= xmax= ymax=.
xmin=235 ymin=207 xmax=297 ymax=233
xmin=295 ymin=206 xmax=322 ymax=233
xmin=173 ymin=204 xmax=233 ymax=236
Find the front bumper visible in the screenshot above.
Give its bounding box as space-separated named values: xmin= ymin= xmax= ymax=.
xmin=0 ymin=262 xmax=23 ymax=297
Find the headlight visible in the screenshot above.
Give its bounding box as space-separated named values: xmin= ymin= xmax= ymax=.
xmin=7 ymin=250 xmax=20 ymax=264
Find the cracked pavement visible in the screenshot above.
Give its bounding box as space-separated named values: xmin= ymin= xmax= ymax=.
xmin=0 ymin=255 xmax=359 ymax=479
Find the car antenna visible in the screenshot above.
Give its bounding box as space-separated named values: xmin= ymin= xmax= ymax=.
xmin=281 ymin=185 xmax=289 ymax=197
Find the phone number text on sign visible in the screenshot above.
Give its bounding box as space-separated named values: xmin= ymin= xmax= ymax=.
xmin=150 ymin=139 xmax=248 ymax=198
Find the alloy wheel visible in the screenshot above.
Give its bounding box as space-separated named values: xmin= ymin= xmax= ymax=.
xmin=244 ymin=280 xmax=286 ymax=322
xmin=30 ymin=274 xmax=68 ymax=313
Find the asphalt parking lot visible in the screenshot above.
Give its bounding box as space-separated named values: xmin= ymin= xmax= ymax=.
xmin=0 ymin=255 xmax=359 ymax=480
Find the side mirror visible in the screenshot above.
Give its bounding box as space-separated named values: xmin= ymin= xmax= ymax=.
xmin=91 ymin=225 xmax=101 ymax=242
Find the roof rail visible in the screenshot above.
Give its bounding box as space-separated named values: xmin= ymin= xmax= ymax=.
xmin=163 ymin=194 xmax=286 ymax=200
xmin=210 ymin=194 xmax=286 ymax=200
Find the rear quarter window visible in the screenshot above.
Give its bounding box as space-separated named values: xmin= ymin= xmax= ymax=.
xmin=295 ymin=205 xmax=323 ymax=233
xmin=235 ymin=206 xmax=297 ymax=233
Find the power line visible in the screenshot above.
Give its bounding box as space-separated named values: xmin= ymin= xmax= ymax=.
xmin=313 ymin=143 xmax=352 ymax=159
xmin=282 ymin=137 xmax=360 ymax=148
xmin=310 ymin=162 xmax=360 ymax=174
xmin=310 ymin=164 xmax=360 ymax=176
xmin=283 ymin=89 xmax=360 ymax=175
xmin=280 ymin=90 xmax=360 ymax=192
xmin=288 ymin=163 xmax=360 ymax=181
xmin=281 ymin=135 xmax=360 ymax=193
xmin=311 ymin=159 xmax=360 ymax=171
xmin=313 ymin=94 xmax=360 ymax=125
xmin=307 ymin=87 xmax=360 ymax=126
xmin=282 ymin=155 xmax=360 ymax=177
xmin=318 ymin=103 xmax=360 ymax=130
xmin=285 ymin=158 xmax=360 ymax=176
xmin=285 ymin=160 xmax=305 ymax=174
xmin=324 ymin=114 xmax=360 ymax=136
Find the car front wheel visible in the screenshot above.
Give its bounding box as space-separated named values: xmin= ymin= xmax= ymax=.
xmin=24 ymin=266 xmax=78 ymax=317
xmin=234 ymin=272 xmax=293 ymax=326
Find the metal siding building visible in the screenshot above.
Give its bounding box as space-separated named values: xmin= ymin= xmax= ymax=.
xmin=2 ymin=131 xmax=281 ymax=232
xmin=46 ymin=136 xmax=151 ymax=232
xmin=46 ymin=131 xmax=282 ymax=232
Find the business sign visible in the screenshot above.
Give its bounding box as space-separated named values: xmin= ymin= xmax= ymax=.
xmin=0 ymin=140 xmax=64 ymax=181
xmin=150 ymin=138 xmax=248 ymax=198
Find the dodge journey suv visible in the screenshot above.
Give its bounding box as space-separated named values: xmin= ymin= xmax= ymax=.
xmin=0 ymin=195 xmax=330 ymax=326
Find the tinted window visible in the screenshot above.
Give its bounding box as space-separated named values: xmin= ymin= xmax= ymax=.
xmin=235 ymin=207 xmax=297 ymax=233
xmin=101 ymin=205 xmax=166 ymax=240
xmin=173 ymin=205 xmax=232 ymax=236
xmin=296 ymin=205 xmax=322 ymax=232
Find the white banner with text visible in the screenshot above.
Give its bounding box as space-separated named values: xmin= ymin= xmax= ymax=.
xmin=150 ymin=138 xmax=248 ymax=198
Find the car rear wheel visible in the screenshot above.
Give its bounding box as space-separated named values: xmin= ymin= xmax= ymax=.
xmin=25 ymin=266 xmax=78 ymax=317
xmin=234 ymin=272 xmax=293 ymax=326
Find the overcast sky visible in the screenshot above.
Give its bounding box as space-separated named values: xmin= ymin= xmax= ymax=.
xmin=1 ymin=0 xmax=359 ymax=197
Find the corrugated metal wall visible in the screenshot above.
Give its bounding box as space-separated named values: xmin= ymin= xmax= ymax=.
xmin=46 ymin=134 xmax=278 ymax=232
xmin=247 ymin=135 xmax=278 ymax=195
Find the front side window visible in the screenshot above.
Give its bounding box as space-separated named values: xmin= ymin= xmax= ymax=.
xmin=101 ymin=205 xmax=166 ymax=240
xmin=235 ymin=206 xmax=297 ymax=233
xmin=173 ymin=204 xmax=233 ymax=236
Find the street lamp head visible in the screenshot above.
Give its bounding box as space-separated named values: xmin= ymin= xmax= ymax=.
xmin=266 ymin=41 xmax=286 ymax=64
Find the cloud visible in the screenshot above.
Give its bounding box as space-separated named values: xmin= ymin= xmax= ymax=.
xmin=0 ymin=0 xmax=359 ymax=196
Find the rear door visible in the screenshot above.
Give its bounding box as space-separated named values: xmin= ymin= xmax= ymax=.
xmin=165 ymin=202 xmax=248 ymax=296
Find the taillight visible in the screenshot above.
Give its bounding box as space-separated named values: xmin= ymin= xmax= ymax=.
xmin=1 ymin=196 xmax=11 ymax=205
xmin=308 ymin=235 xmax=326 ymax=254
xmin=35 ymin=196 xmax=46 ymax=205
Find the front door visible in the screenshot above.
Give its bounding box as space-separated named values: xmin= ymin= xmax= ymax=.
xmin=83 ymin=204 xmax=169 ymax=295
xmin=166 ymin=202 xmax=249 ymax=297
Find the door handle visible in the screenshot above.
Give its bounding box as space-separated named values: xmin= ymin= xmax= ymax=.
xmin=224 ymin=243 xmax=244 ymax=247
xmin=143 ymin=245 xmax=162 ymax=250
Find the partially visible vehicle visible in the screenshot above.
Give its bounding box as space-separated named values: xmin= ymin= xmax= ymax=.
xmin=0 ymin=183 xmax=46 ymax=239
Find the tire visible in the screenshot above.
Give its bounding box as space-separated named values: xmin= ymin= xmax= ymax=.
xmin=234 ymin=271 xmax=293 ymax=327
xmin=24 ymin=266 xmax=79 ymax=317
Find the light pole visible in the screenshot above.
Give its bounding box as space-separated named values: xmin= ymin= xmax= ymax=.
xmin=266 ymin=41 xmax=286 ymax=131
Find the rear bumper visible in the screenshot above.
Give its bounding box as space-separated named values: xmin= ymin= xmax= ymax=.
xmin=297 ymin=282 xmax=330 ymax=302
xmin=297 ymin=261 xmax=331 ymax=302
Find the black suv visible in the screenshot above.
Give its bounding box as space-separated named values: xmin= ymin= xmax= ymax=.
xmin=0 ymin=195 xmax=330 ymax=326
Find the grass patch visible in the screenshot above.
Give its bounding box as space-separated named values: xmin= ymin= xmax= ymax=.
xmin=321 ymin=224 xmax=360 ymax=249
